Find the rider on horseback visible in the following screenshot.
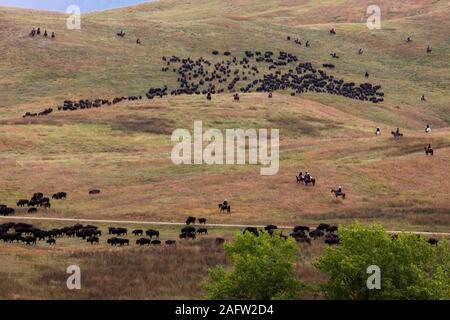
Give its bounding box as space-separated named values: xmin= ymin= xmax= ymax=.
xmin=223 ymin=199 xmax=229 ymax=208
xmin=304 ymin=172 xmax=312 ymax=183
xmin=425 ymin=124 xmax=431 ymax=133
xmin=337 ymin=186 xmax=343 ymax=194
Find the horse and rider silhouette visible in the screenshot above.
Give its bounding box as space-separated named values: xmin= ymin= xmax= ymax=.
xmin=218 ymin=199 xmax=231 ymax=213
xmin=331 ymin=186 xmax=346 ymax=199
xmin=296 ymin=171 xmax=316 ymax=186
xmin=391 ymin=128 xmax=403 ymax=139
xmin=424 ymin=144 xmax=434 ymax=156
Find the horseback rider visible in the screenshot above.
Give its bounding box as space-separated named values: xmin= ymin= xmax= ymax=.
xmin=427 ymin=144 xmax=432 ymax=151
xmin=337 ymin=186 xmax=343 ymax=194
xmin=425 ymin=124 xmax=431 ymax=133
xmin=421 ymin=94 xmax=426 ymax=101
xmin=358 ymin=48 xmax=363 ymax=55
xmin=376 ymin=127 xmax=381 ymax=135
xmin=223 ymin=199 xmax=229 ymax=208
xmin=304 ymin=172 xmax=311 ymax=183
xmin=396 ymin=127 xmax=400 ymax=135
xmin=136 ymin=38 xmax=141 ymax=44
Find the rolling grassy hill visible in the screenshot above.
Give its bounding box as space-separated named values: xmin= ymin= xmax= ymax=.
xmin=0 ymin=0 xmax=449 ymax=232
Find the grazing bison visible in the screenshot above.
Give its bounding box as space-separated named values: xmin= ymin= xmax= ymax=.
xmin=146 ymin=229 xmax=160 ymax=239
xmin=243 ymin=227 xmax=259 ymax=236
xmin=151 ymin=240 xmax=162 ymax=245
xmin=181 ymin=226 xmax=195 ymax=234
xmin=325 ymin=238 xmax=340 ymax=245
xmin=17 ymin=199 xmax=29 ymax=207
xmin=198 ymin=218 xmax=207 ymax=224
xmin=0 ymin=206 xmax=15 ymax=216
xmin=136 ymin=238 xmax=151 ymax=246
xmin=87 ymin=236 xmax=99 ymax=245
xmin=326 ymin=225 xmax=338 ymax=233
xmin=110 ymin=227 xmax=127 ymax=236
xmin=46 ymin=238 xmax=56 ymax=245
xmin=165 ymin=240 xmax=176 ymax=245
xmin=185 ymin=216 xmax=196 ymax=225
xmin=265 ymin=225 xmax=278 ymax=232
xmin=107 ymin=237 xmax=129 ymax=246
xmin=427 ymin=238 xmax=438 ymax=246
xmin=309 ymin=229 xmax=324 ymax=239
xmin=132 ymin=229 xmax=143 ymax=236
xmin=293 ymin=225 xmax=310 ymax=232
xmin=196 ymin=228 xmax=208 ymax=235
xmin=179 ymin=232 xmax=196 ymax=240
xmin=23 ymin=236 xmax=37 ymax=245
xmin=89 ymin=189 xmax=101 ymax=195
xmin=290 ymin=230 xmax=307 ymax=239
xmin=317 ymin=223 xmax=330 ymax=231
xmin=28 ymin=208 xmax=37 ymax=214
xmin=52 ymin=192 xmax=67 ymax=199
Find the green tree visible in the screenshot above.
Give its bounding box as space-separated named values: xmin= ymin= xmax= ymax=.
xmin=315 ymin=223 xmax=450 ymax=300
xmin=202 ymin=231 xmax=303 ymax=300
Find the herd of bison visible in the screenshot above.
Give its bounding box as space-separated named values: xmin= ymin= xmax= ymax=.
xmin=22 ymin=26 xmax=391 ymax=118
xmin=0 ymin=217 xmax=440 ymax=248
xmin=7 ymin=27 xmax=441 ymax=249
xmin=0 ymin=193 xmax=441 ymax=248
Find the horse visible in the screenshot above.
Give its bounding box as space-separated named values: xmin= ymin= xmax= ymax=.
xmin=304 ymin=177 xmax=316 ymax=186
xmin=296 ymin=175 xmax=316 ymax=186
xmin=391 ymin=131 xmax=403 ymax=139
xmin=331 ymin=189 xmax=346 ymax=199
xmin=218 ymin=203 xmax=231 ymax=213
xmin=424 ymin=147 xmax=434 ymax=156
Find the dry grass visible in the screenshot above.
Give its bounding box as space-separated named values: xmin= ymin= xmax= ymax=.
xmin=34 ymin=239 xmax=228 ymax=300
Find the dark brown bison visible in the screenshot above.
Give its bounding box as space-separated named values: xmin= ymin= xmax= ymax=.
xmin=186 ymin=216 xmax=196 ymax=225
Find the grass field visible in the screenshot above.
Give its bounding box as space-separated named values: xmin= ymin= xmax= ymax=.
xmin=0 ymin=0 xmax=449 ymax=299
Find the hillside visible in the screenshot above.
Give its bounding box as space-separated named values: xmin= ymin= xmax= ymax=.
xmin=0 ymin=0 xmax=449 ymax=232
